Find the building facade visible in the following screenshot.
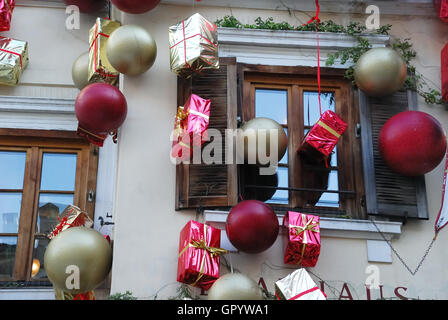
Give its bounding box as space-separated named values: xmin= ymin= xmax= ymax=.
xmin=0 ymin=0 xmax=448 ymax=300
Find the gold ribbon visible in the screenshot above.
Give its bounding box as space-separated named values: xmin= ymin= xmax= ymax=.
xmin=179 ymin=224 xmax=227 ymax=287
xmin=289 ymin=214 xmax=319 ymax=264
xmin=317 ymin=120 xmax=341 ymax=138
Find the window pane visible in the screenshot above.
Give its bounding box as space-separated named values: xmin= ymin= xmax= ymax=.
xmin=267 ymin=167 xmax=289 ymax=204
xmin=31 ymin=237 xmax=49 ymax=279
xmin=303 ymin=91 xmax=335 ymax=127
xmin=255 ymin=89 xmax=288 ymax=125
xmin=0 ymin=237 xmax=16 ymax=278
xmin=316 ymin=170 xmax=339 ymax=207
xmin=0 ymin=193 xmax=22 ymax=233
xmin=40 ymin=153 xmax=77 ymax=191
xmin=37 ymin=194 xmax=74 ymax=234
xmin=280 ymin=128 xmax=288 ymax=165
xmin=0 ymin=151 xmax=26 ymax=189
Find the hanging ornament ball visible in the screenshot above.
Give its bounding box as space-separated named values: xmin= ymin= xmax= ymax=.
xmin=44 ymin=227 xmax=113 ymax=294
xmin=242 ymin=165 xmax=278 ymax=202
xmin=379 ymin=111 xmax=447 ymax=176
xmin=63 ymin=0 xmax=107 ymax=13
xmin=71 ymin=52 xmax=89 ymax=90
xmin=75 ymin=83 xmax=128 ymax=134
xmin=354 ymin=47 xmax=407 ymax=97
xmin=226 ymin=200 xmax=279 ymax=254
xmin=106 ymin=25 xmax=157 ymax=76
xmin=110 ymin=0 xmax=160 ymax=14
xmin=207 ymin=273 xmax=264 ymax=300
xmin=240 ymin=118 xmax=288 ymax=166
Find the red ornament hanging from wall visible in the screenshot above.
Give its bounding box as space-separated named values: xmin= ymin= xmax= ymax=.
xmin=434 ymin=0 xmax=448 ymax=22
xmin=75 ymin=83 xmax=128 ymax=147
xmin=109 ymin=0 xmax=160 ymax=14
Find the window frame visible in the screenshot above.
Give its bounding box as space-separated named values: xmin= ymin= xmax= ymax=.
xmin=238 ymin=64 xmax=366 ymax=218
xmin=0 ymin=129 xmax=99 ymax=282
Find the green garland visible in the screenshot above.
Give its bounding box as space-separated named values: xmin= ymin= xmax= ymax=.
xmin=215 ymin=16 xmax=446 ymax=107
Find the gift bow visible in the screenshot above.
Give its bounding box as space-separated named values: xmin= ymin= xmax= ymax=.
xmin=48 ymin=216 xmax=73 ymax=239
xmin=179 ymin=224 xmax=227 ymax=287
xmin=289 ymin=214 xmax=319 ymax=264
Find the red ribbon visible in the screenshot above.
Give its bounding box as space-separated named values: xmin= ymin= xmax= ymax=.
xmin=302 ymin=0 xmax=322 ymax=117
xmin=0 ymin=47 xmax=22 ymax=70
xmin=49 ymin=216 xmax=73 ymax=239
xmin=276 ymin=285 xmax=327 ymax=300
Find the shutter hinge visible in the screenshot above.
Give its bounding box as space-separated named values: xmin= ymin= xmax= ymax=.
xmin=355 ymin=123 xmax=361 ymax=138
xmin=87 ymin=189 xmax=95 ymax=202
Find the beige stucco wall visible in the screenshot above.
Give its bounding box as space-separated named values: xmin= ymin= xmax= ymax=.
xmin=105 ymin=4 xmax=448 ymax=300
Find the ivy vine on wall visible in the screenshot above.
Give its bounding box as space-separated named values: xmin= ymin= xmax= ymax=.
xmin=215 ymin=16 xmax=446 ymax=107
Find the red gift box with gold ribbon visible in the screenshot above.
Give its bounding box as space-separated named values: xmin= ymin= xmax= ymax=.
xmin=177 ymin=220 xmax=227 ymax=290
xmin=0 ymin=0 xmax=14 ymax=32
xmin=298 ymin=110 xmax=347 ymax=160
xmin=172 ymin=93 xmax=211 ymax=161
xmin=283 ymin=211 xmax=321 ymax=268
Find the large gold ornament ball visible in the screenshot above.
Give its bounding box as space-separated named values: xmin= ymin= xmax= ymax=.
xmin=106 ymin=25 xmax=157 ymax=76
xmin=354 ymin=47 xmax=407 ymax=97
xmin=240 ymin=117 xmax=288 ymax=166
xmin=71 ymin=52 xmax=89 ymax=90
xmin=207 ymin=273 xmax=264 ymax=300
xmin=44 ymin=227 xmax=112 ymax=294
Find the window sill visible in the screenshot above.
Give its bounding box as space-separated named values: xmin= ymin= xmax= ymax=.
xmin=204 ymin=210 xmax=402 ymax=263
xmin=0 ymin=288 xmax=55 ymax=300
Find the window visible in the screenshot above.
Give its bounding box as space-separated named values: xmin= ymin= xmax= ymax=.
xmin=175 ymin=58 xmax=428 ymax=222
xmin=0 ymin=129 xmax=98 ymax=283
xmin=239 ymin=69 xmax=364 ymax=217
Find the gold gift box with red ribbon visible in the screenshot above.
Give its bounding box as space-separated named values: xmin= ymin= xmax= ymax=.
xmin=169 ymin=13 xmax=219 ymax=78
xmin=0 ymin=35 xmax=28 ymax=86
xmin=47 ymin=205 xmax=93 ymax=240
xmin=88 ymin=17 xmax=121 ymax=85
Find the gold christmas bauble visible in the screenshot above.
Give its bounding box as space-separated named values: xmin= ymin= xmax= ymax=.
xmin=354 ymin=47 xmax=407 ymax=97
xmin=71 ymin=52 xmax=89 ymax=90
xmin=239 ymin=117 xmax=288 ymax=166
xmin=44 ymin=227 xmax=112 ymax=294
xmin=106 ymin=25 xmax=157 ymax=76
xmin=208 ymin=273 xmax=264 ymax=300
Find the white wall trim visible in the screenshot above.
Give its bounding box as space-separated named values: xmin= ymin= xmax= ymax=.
xmin=205 ymin=210 xmax=402 ymax=241
xmin=0 ymin=95 xmax=117 ymax=237
xmin=218 ymin=27 xmax=389 ymax=67
xmin=162 ymin=0 xmax=436 ymax=17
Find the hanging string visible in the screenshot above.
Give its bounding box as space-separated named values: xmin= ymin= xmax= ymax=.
xmin=302 ymin=0 xmax=322 ymax=116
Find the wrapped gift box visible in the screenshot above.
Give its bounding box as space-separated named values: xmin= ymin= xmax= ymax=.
xmin=0 ymin=0 xmax=14 ymax=32
xmin=172 ymin=94 xmax=211 ymax=161
xmin=88 ymin=17 xmax=121 ymax=85
xmin=177 ymin=220 xmax=226 ymax=290
xmin=0 ymin=35 xmax=28 ymax=86
xmin=169 ymin=13 xmax=219 ymax=78
xmin=298 ymin=110 xmax=347 ymax=160
xmin=275 ymin=268 xmax=326 ymax=300
xmin=47 ymin=205 xmax=94 ymax=240
xmin=283 ymin=211 xmax=321 ymax=267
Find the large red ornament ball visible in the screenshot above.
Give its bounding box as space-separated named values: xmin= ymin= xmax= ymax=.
xmin=75 ymin=83 xmax=128 ymax=133
xmin=64 ymin=0 xmax=107 ymax=13
xmin=379 ymin=111 xmax=447 ymax=176
xmin=226 ymin=200 xmax=279 ymax=254
xmin=110 ymin=0 xmax=160 ymax=14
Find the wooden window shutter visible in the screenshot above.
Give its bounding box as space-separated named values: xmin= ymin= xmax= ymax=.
xmin=175 ymin=58 xmax=238 ymax=210
xmin=359 ymin=89 xmax=429 ymax=219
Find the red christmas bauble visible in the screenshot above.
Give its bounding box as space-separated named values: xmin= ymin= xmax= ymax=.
xmin=379 ymin=111 xmax=447 ymax=176
xmin=110 ymin=0 xmax=160 ymax=14
xmin=75 ymin=83 xmax=128 ymax=134
xmin=64 ymin=0 xmax=107 ymax=13
xmin=226 ymin=200 xmax=279 ymax=254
